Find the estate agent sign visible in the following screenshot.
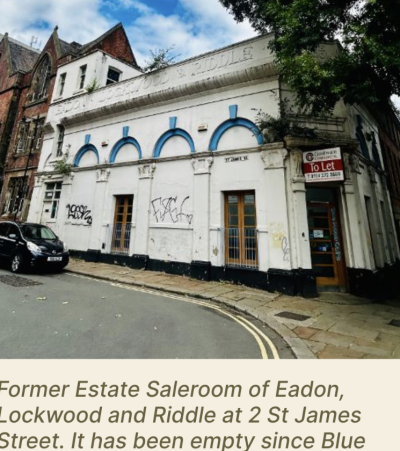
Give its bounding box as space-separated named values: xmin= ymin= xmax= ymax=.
xmin=303 ymin=147 xmax=344 ymax=183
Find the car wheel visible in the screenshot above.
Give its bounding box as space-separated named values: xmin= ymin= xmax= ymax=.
xmin=11 ymin=253 xmax=24 ymax=273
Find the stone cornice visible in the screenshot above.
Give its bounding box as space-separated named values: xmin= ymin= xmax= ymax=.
xmin=59 ymin=63 xmax=278 ymax=127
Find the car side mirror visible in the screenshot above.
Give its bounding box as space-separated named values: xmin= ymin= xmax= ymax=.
xmin=9 ymin=234 xmax=17 ymax=240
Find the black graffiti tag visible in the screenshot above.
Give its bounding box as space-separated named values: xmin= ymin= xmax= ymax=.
xmin=281 ymin=236 xmax=290 ymax=262
xmin=151 ymin=196 xmax=193 ymax=225
xmin=66 ymin=204 xmax=93 ymax=225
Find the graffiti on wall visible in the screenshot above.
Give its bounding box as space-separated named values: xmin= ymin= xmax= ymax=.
xmin=151 ymin=196 xmax=193 ymax=225
xmin=66 ymin=204 xmax=93 ymax=226
xmin=270 ymin=222 xmax=290 ymax=263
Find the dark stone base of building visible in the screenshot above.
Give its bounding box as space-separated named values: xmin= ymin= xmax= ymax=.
xmin=70 ymin=251 xmax=400 ymax=300
xmin=347 ymin=260 xmax=400 ymax=300
xmin=70 ymin=250 xmax=318 ymax=298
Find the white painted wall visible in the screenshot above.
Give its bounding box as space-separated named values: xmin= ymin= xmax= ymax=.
xmin=28 ymin=33 xmax=399 ymax=282
xmin=52 ymin=51 xmax=141 ymax=103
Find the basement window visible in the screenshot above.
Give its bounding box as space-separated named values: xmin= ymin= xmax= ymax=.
xmin=106 ymin=67 xmax=121 ymax=85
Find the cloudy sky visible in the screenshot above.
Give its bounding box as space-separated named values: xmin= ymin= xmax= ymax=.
xmin=0 ymin=0 xmax=256 ymax=65
xmin=0 ymin=0 xmax=398 ymax=109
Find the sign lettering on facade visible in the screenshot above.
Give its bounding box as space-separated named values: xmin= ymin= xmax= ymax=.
xmin=225 ymin=156 xmax=249 ymax=163
xmin=303 ymin=147 xmax=344 ymax=183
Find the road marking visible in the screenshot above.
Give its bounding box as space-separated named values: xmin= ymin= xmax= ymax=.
xmin=67 ymin=273 xmax=280 ymax=359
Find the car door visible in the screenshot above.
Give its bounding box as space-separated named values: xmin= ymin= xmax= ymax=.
xmin=0 ymin=223 xmax=11 ymax=256
xmin=2 ymin=223 xmax=20 ymax=257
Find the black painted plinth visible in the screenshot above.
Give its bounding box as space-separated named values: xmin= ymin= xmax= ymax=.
xmin=190 ymin=261 xmax=211 ymax=281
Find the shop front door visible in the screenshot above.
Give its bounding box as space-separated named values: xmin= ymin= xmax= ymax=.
xmin=307 ymin=201 xmax=347 ymax=290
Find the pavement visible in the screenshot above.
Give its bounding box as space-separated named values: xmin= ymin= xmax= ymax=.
xmin=67 ymin=258 xmax=400 ymax=359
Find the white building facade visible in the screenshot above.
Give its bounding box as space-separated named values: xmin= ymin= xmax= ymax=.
xmin=28 ymin=35 xmax=400 ymax=299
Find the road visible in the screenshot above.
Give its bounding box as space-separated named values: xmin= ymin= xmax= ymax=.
xmin=0 ymin=267 xmax=294 ymax=359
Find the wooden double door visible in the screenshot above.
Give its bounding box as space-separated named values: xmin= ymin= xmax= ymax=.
xmin=307 ymin=201 xmax=347 ymax=290
xmin=224 ymin=191 xmax=258 ymax=268
xmin=111 ymin=195 xmax=133 ymax=254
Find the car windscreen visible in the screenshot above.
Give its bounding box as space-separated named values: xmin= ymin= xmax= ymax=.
xmin=21 ymin=225 xmax=57 ymax=241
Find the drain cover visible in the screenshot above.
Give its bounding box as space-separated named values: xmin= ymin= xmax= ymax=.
xmin=0 ymin=275 xmax=42 ymax=288
xmin=275 ymin=311 xmax=311 ymax=321
xmin=389 ymin=319 xmax=400 ymax=328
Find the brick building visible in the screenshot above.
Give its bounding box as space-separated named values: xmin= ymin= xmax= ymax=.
xmin=0 ymin=23 xmax=138 ymax=221
xmin=0 ymin=34 xmax=40 ymax=192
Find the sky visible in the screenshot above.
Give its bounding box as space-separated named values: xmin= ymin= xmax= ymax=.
xmin=0 ymin=0 xmax=256 ymax=65
xmin=0 ymin=0 xmax=398 ymax=110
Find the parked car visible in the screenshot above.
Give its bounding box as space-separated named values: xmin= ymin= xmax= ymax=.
xmin=0 ymin=221 xmax=69 ymax=273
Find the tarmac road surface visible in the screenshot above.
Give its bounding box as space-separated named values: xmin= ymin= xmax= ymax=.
xmin=0 ymin=267 xmax=294 ymax=359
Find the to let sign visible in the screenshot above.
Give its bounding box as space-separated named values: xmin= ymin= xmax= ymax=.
xmin=303 ymin=147 xmax=344 ymax=183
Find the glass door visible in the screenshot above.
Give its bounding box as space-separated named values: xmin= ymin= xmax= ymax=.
xmin=111 ymin=195 xmax=133 ymax=254
xmin=224 ymin=192 xmax=258 ymax=268
xmin=307 ymin=202 xmax=346 ymax=288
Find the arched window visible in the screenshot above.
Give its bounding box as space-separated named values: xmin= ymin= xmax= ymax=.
xmin=31 ymin=55 xmax=51 ymax=102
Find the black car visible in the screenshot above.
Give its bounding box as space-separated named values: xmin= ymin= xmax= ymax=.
xmin=0 ymin=221 xmax=69 ymax=273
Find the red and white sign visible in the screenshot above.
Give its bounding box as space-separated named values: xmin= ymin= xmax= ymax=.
xmin=303 ymin=147 xmax=344 ymax=183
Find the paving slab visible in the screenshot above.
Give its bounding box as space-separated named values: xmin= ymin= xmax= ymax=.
xmin=318 ymin=345 xmax=365 ymax=359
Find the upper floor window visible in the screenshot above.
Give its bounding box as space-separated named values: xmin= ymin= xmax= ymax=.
xmin=58 ymin=73 xmax=67 ymax=97
xmin=56 ymin=125 xmax=65 ymax=157
xmin=78 ymin=65 xmax=87 ymax=90
xmin=15 ymin=120 xmax=30 ymax=153
xmin=2 ymin=177 xmax=25 ymax=215
xmin=14 ymin=117 xmax=45 ymax=154
xmin=106 ymin=67 xmax=121 ymax=85
xmin=31 ymin=55 xmax=51 ymax=102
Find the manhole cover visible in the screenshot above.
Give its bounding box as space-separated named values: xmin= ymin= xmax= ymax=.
xmin=0 ymin=275 xmax=42 ymax=288
xmin=275 ymin=311 xmax=311 ymax=321
xmin=389 ymin=319 xmax=400 ymax=328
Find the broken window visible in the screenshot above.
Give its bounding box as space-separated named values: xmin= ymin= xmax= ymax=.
xmin=106 ymin=67 xmax=121 ymax=85
xmin=31 ymin=55 xmax=51 ymax=102
xmin=44 ymin=182 xmax=63 ymax=219
xmin=2 ymin=177 xmax=26 ymax=216
xmin=78 ymin=65 xmax=87 ymax=90
xmin=56 ymin=125 xmax=65 ymax=157
xmin=58 ymin=73 xmax=67 ymax=97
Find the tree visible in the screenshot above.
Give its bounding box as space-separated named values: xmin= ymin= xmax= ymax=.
xmin=219 ymin=0 xmax=400 ymax=115
xmin=143 ymin=47 xmax=178 ymax=73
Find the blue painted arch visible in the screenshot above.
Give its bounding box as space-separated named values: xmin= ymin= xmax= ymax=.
xmin=153 ymin=129 xmax=195 ymax=158
xmin=73 ymin=144 xmax=100 ymax=167
xmin=109 ymin=137 xmax=142 ymax=163
xmin=209 ymin=118 xmax=264 ymax=151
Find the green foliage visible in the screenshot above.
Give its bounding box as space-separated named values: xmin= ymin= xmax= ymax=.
xmin=53 ymin=155 xmax=72 ymax=176
xmin=143 ymin=47 xmax=178 ymax=72
xmin=256 ymin=101 xmax=316 ymax=141
xmin=219 ymin=0 xmax=400 ymax=115
xmin=85 ymin=78 xmax=100 ymax=93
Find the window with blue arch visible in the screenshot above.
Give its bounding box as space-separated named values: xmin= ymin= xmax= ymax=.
xmin=109 ymin=137 xmax=142 ymax=163
xmin=73 ymin=144 xmax=100 ymax=167
xmin=153 ymin=117 xmax=195 ymax=158
xmin=209 ymin=105 xmax=264 ymax=151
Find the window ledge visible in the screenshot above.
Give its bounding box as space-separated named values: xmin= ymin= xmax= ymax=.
xmin=25 ymin=97 xmax=48 ymax=108
xmin=73 ymin=89 xmax=85 ymax=95
xmin=49 ymin=157 xmax=64 ymax=164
